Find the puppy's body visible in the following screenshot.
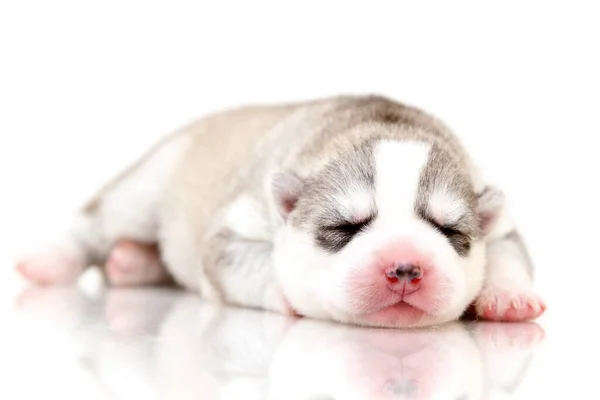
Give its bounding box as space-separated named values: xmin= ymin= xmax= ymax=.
xmin=17 ymin=95 xmax=545 ymax=328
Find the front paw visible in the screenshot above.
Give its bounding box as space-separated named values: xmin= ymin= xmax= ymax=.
xmin=475 ymin=283 xmax=547 ymax=322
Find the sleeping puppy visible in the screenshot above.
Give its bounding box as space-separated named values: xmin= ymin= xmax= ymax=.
xmin=15 ymin=94 xmax=546 ymax=328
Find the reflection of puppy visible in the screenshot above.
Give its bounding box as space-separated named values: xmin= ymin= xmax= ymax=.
xmin=268 ymin=321 xmax=543 ymax=400
xmin=15 ymin=287 xmax=182 ymax=399
xmin=269 ymin=321 xmax=483 ymax=400
xmin=269 ymin=320 xmax=545 ymax=400
xmin=154 ymin=296 xmax=293 ymax=400
xmin=471 ymin=322 xmax=545 ymax=400
xmin=14 ymin=287 xmax=544 ymax=400
xmin=16 ymin=95 xmax=545 ymax=328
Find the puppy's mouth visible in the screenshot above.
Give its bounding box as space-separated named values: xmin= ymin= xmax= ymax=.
xmin=349 ymin=288 xmax=430 ymax=318
xmin=364 ymin=297 xmax=429 ymax=318
xmin=386 ymin=300 xmax=427 ymax=313
xmin=357 ymin=300 xmax=429 ymax=327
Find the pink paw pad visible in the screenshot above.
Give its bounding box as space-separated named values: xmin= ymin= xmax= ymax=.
xmin=15 ymin=249 xmax=84 ymax=285
xmin=476 ymin=285 xmax=547 ymax=322
xmin=105 ymin=241 xmax=167 ymax=287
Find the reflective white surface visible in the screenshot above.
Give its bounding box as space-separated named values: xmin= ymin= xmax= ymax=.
xmin=2 ymin=2 xmax=600 ymax=399
xmin=0 ymin=272 xmax=588 ymax=400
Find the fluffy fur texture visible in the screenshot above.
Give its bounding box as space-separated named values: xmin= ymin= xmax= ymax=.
xmin=16 ymin=94 xmax=546 ymax=328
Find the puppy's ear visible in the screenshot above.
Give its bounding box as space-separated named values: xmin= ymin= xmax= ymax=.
xmin=271 ymin=171 xmax=304 ymax=220
xmin=476 ymin=185 xmax=505 ymax=236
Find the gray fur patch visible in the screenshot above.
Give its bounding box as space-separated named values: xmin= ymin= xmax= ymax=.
xmin=292 ymin=140 xmax=480 ymax=257
xmin=282 ymin=95 xmax=480 ymax=256
xmin=293 ymin=143 xmax=377 ymax=253
xmin=415 ymin=144 xmax=481 ymax=256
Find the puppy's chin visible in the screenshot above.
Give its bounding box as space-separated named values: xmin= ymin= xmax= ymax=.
xmin=333 ymin=295 xmax=472 ymax=329
xmin=327 ymin=277 xmax=467 ymax=329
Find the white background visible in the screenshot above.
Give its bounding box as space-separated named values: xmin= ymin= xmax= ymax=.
xmin=1 ymin=1 xmax=599 ymax=398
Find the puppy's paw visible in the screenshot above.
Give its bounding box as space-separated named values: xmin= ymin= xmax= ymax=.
xmin=105 ymin=240 xmax=169 ymax=287
xmin=475 ymin=282 xmax=546 ymax=322
xmin=15 ymin=243 xmax=86 ymax=285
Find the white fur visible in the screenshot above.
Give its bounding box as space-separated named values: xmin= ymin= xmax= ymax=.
xmin=16 ymin=134 xmax=191 ymax=286
xmin=214 ymin=238 xmax=287 ymax=312
xmin=100 ymin=135 xmax=190 ymax=243
xmin=477 ymin=194 xmax=537 ymax=312
xmin=275 ymin=139 xmax=488 ymax=328
xmin=428 ymin=187 xmax=467 ymax=226
xmin=373 ymin=139 xmax=431 ymax=222
xmin=225 ymin=195 xmax=272 ymax=240
xmin=478 ymin=205 xmax=535 ymax=309
xmin=370 ymin=140 xmax=484 ymax=320
xmin=17 ymin=99 xmax=541 ymax=328
xmin=486 ymin=239 xmax=532 ymax=285
xmin=332 ymin=185 xmax=374 ymax=222
xmin=274 ymin=228 xmax=333 ymax=319
xmin=70 ymin=133 xmax=191 ymax=260
xmin=158 ymin=199 xmax=209 ymax=293
xmin=486 ymin=202 xmax=517 ymax=242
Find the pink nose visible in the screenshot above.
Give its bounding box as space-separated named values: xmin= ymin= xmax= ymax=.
xmin=386 ymin=263 xmax=423 ymax=283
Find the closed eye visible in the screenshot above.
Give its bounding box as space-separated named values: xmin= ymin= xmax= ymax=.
xmin=326 ymin=216 xmax=374 ymax=236
xmin=437 ymin=223 xmax=463 ymax=238
xmin=423 ymin=216 xmax=472 ymax=256
xmin=316 ymin=215 xmax=375 ymax=253
xmin=425 ymin=216 xmax=463 ymax=237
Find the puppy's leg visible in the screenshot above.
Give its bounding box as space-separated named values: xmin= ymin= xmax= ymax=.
xmin=201 ymin=228 xmax=293 ymax=315
xmin=474 ymin=188 xmax=546 ymax=321
xmin=476 ymin=232 xmax=546 ymax=321
xmin=16 ymin=133 xmax=189 ymax=286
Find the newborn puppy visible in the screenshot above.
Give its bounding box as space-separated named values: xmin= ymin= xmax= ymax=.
xmin=16 ymin=94 xmax=546 ymax=328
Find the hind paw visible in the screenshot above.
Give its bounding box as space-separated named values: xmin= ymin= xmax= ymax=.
xmin=16 ymin=245 xmax=85 ymax=285
xmin=105 ymin=240 xmax=170 ymax=287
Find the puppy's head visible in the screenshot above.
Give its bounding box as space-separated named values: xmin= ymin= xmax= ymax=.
xmin=271 ymin=139 xmax=502 ymax=328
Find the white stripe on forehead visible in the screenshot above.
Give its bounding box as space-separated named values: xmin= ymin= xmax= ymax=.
xmin=373 ymin=139 xmax=431 ymax=221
